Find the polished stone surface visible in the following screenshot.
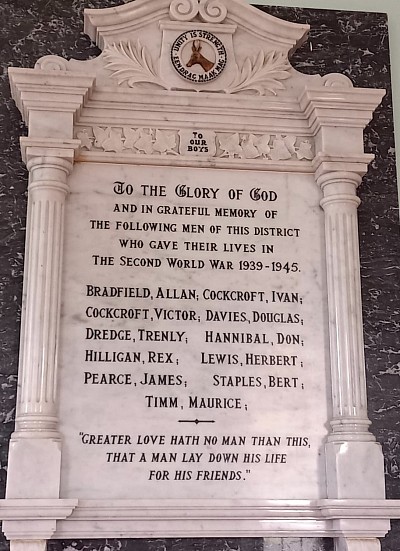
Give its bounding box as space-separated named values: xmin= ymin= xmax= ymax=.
xmin=46 ymin=539 xmax=330 ymax=551
xmin=58 ymin=165 xmax=329 ymax=501
xmin=257 ymin=9 xmax=400 ymax=548
xmin=0 ymin=1 xmax=399 ymax=551
xmin=259 ymin=1 xmax=400 ymax=495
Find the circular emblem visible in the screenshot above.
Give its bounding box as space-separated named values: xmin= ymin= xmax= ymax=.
xmin=171 ymin=30 xmax=227 ymax=83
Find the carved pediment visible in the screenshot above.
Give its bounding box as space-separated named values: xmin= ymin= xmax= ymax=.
xmin=84 ymin=0 xmax=309 ymax=53
xmin=8 ymin=0 xmax=384 ymax=170
xmin=33 ymin=0 xmax=310 ymax=96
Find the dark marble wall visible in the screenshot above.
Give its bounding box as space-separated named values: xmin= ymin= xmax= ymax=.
xmin=0 ymin=2 xmax=399 ymax=551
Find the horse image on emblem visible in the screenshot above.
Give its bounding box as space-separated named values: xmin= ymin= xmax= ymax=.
xmin=186 ymin=40 xmax=215 ymax=72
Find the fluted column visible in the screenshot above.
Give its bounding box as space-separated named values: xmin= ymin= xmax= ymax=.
xmin=317 ymin=168 xmax=385 ymax=499
xmin=6 ymin=148 xmax=75 ymax=499
xmin=318 ymin=171 xmax=372 ymax=441
xmin=15 ymin=154 xmax=72 ymax=438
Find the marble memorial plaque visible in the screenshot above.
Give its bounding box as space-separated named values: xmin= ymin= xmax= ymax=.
xmin=58 ymin=164 xmax=329 ymax=499
xmin=4 ymin=0 xmax=400 ymax=548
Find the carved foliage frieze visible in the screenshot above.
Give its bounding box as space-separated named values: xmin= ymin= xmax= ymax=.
xmin=75 ymin=125 xmax=314 ymax=161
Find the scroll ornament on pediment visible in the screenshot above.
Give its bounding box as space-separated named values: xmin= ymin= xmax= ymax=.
xmin=76 ymin=126 xmax=314 ymax=161
xmin=169 ymin=0 xmax=228 ymax=23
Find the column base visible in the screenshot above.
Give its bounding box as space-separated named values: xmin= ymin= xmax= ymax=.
xmin=10 ymin=541 xmax=47 ymax=551
xmin=6 ymin=438 xmax=61 ymax=499
xmin=326 ymin=441 xmax=385 ymax=499
xmin=335 ymin=538 xmax=381 ymax=551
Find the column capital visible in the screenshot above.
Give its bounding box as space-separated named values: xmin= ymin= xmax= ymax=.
xmin=313 ymin=153 xmax=375 ymax=183
xmin=317 ymin=170 xmax=362 ymax=190
xmin=318 ymin=171 xmax=362 ymax=211
xmin=313 ymin=160 xmax=368 ymax=210
xmin=20 ymin=137 xmax=80 ymax=166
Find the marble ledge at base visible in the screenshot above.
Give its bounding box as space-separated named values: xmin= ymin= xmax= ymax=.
xmin=0 ymin=4 xmax=399 ymax=551
xmin=1 ymin=499 xmax=400 ymax=541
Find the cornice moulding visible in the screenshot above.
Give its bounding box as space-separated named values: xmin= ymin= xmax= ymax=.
xmin=77 ymin=110 xmax=309 ymax=129
xmin=300 ymin=88 xmax=386 ymax=119
xmin=84 ymin=0 xmax=309 ymax=53
xmin=80 ymin=88 xmax=308 ymax=122
xmin=8 ymin=68 xmax=96 ymax=125
xmin=74 ymin=152 xmax=315 ymax=172
xmin=300 ymin=88 xmax=386 ymax=120
xmin=8 ymin=69 xmax=385 ymax=137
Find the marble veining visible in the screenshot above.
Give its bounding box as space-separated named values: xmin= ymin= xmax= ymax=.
xmin=0 ymin=1 xmax=398 ymax=551
xmin=47 ymin=539 xmax=265 ymax=551
xmin=259 ymin=0 xmax=400 ymax=492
